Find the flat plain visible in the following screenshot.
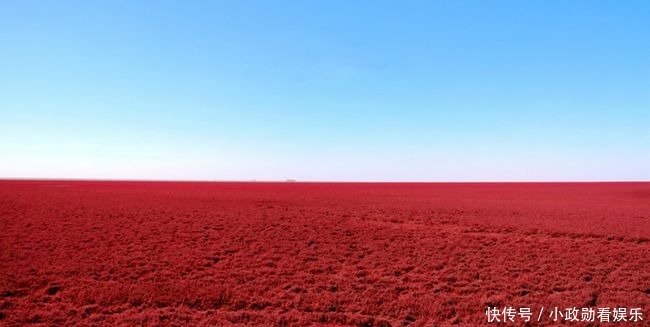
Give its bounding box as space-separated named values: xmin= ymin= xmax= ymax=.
xmin=1 ymin=181 xmax=648 ymax=326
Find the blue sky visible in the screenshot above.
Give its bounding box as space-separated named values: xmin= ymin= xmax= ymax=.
xmin=1 ymin=1 xmax=649 ymax=181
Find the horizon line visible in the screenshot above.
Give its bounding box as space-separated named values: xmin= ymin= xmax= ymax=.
xmin=1 ymin=177 xmax=649 ymax=184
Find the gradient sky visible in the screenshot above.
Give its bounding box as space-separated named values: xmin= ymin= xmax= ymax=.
xmin=1 ymin=1 xmax=649 ymax=181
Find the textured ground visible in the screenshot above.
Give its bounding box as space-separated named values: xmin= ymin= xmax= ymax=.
xmin=0 ymin=181 xmax=648 ymax=326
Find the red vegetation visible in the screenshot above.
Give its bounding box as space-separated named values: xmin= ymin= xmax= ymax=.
xmin=0 ymin=181 xmax=648 ymax=326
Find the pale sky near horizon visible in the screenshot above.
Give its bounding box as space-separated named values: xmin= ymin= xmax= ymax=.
xmin=1 ymin=1 xmax=649 ymax=181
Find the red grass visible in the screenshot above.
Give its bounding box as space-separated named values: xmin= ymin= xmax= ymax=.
xmin=0 ymin=181 xmax=648 ymax=326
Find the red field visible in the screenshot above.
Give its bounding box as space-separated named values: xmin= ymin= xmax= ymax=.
xmin=0 ymin=180 xmax=648 ymax=326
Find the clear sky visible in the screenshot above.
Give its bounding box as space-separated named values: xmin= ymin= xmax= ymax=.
xmin=1 ymin=1 xmax=648 ymax=181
